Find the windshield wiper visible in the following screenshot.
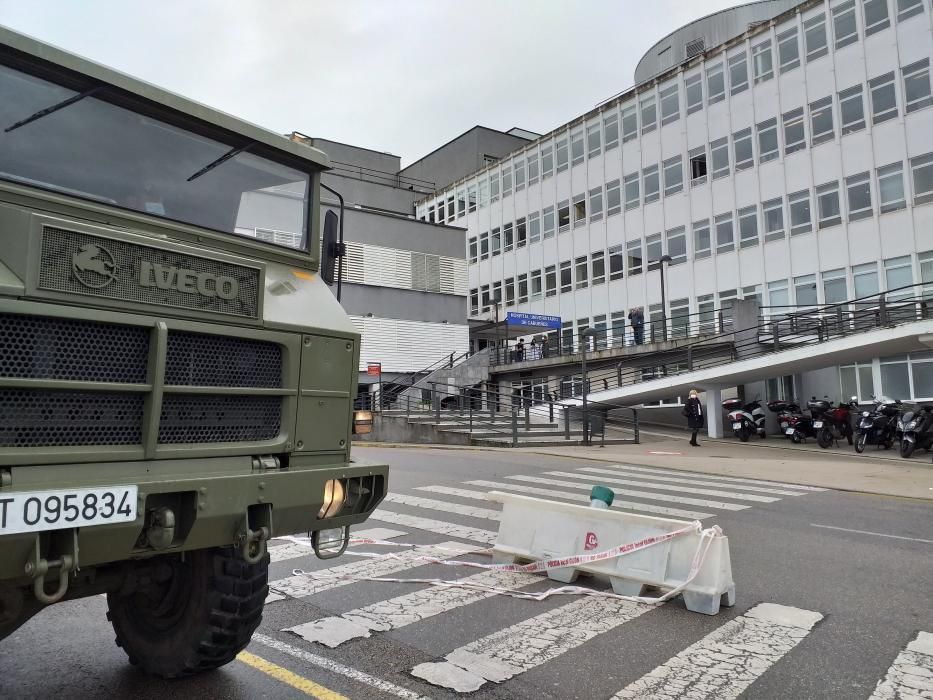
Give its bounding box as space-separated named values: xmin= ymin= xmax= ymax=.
xmin=4 ymin=86 xmax=103 ymax=133
xmin=187 ymin=142 xmax=253 ymax=182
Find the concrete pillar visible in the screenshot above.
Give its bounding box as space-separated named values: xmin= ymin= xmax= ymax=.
xmin=705 ymin=387 xmax=723 ymax=438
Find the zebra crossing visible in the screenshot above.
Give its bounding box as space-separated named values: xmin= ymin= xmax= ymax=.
xmin=260 ymin=462 xmax=931 ymax=698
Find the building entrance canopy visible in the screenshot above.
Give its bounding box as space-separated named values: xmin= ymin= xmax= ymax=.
xmin=470 ymin=312 xmax=561 ymax=341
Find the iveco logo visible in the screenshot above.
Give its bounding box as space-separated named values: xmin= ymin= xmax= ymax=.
xmin=139 ymin=260 xmax=239 ymax=300
xmin=72 ymin=244 xmax=117 ymax=288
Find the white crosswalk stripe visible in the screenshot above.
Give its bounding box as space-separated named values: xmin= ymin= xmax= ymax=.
xmin=369 ymin=509 xmax=498 ymax=544
xmin=269 ymin=528 xmax=407 ymax=563
xmin=503 ymin=474 xmax=750 ymax=511
xmin=383 ymin=493 xmax=501 ymax=521
xmin=546 ymin=470 xmax=780 ymax=503
xmin=612 ymin=603 xmax=823 ymax=699
xmin=464 ymin=479 xmax=713 ymax=520
xmin=576 ymin=466 xmax=808 ymax=496
xmin=869 ymin=631 xmax=933 ymax=699
xmin=603 ymin=463 xmax=828 ymax=492
xmin=415 ymin=485 xmax=499 ymax=502
xmin=284 ymin=569 xmax=539 ymax=648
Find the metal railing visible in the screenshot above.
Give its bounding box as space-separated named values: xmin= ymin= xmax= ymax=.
xmin=357 ymin=350 xmax=473 ymax=410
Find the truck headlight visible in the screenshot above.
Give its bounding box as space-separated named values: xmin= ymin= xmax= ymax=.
xmin=319 ymin=479 xmax=346 ymax=518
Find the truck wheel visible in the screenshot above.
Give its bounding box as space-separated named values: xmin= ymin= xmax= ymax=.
xmin=107 ymin=546 xmax=268 ymax=678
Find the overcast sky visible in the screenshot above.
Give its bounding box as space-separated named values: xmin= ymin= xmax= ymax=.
xmin=0 ymin=1 xmax=737 ymax=167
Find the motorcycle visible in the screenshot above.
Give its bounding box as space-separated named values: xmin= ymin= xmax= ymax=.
xmin=723 ymin=397 xmax=767 ymax=442
xmin=808 ymin=397 xmax=856 ymax=449
xmin=768 ymin=399 xmax=816 ymax=443
xmin=895 ymin=404 xmax=933 ymax=458
xmin=854 ymin=396 xmax=900 ymax=453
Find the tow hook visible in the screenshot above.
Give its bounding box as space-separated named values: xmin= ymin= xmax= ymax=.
xmin=25 ymin=531 xmax=78 ymax=605
xmin=236 ymin=503 xmax=273 ymax=564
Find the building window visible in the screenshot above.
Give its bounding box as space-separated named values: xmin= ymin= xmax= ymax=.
xmin=733 ymin=128 xmax=754 ymax=171
xmin=877 ymin=161 xmax=906 ymax=213
xmin=501 ymin=168 xmax=512 ymax=198
xmin=592 ymin=251 xmax=606 ymax=285
xmin=467 ymin=185 xmax=477 ymax=213
xmin=489 ymin=174 xmax=499 ymax=204
xmin=516 ymin=218 xmax=528 ymax=248
xmin=609 ymin=245 xmax=624 ymax=280
xmin=817 ymin=181 xmax=842 ymax=228
xmin=436 ymin=199 xmax=445 ymax=223
xmin=897 ymin=0 xmax=924 ymax=22
xmin=530 ymin=269 xmax=542 ymax=300
xmin=707 ymin=62 xmax=725 ymax=104
xmin=881 ymin=354 xmax=933 ymax=401
xmin=427 ymin=205 xmax=434 ymax=223
xmin=575 ymin=256 xmax=589 ymax=289
xmin=505 ymin=277 xmax=515 ymax=306
xmin=920 ymin=250 xmax=933 ymax=294
xmin=728 ymin=51 xmax=749 ymax=95
xmin=627 ymin=239 xmax=643 ymax=276
xmin=470 ymin=288 xmax=478 ymax=315
xmin=541 ymin=145 xmax=554 ymax=179
xmin=513 ymin=160 xmax=525 ymax=192
xmin=822 ymin=268 xmax=848 ymax=304
xmin=559 ymin=261 xmax=572 ymax=293
xmin=529 ymin=212 xmax=541 ymax=244
xmin=573 ymin=193 xmax=586 ymax=227
xmin=556 ymin=137 xmax=569 ymax=172
xmin=757 ymin=118 xmax=779 ymax=163
xmin=479 ymin=231 xmax=489 ymax=260
xmin=810 ymin=96 xmax=835 ymax=145
xmin=660 ymin=83 xmax=680 ymax=125
xmin=832 ymin=0 xmax=858 ymax=49
xmin=903 ymin=58 xmax=933 ymax=113
xmin=545 ymin=265 xmax=557 ymax=297
xmin=468 ymin=236 xmax=477 ymax=264
xmin=768 ymin=279 xmax=789 ymax=309
xmin=517 ymin=274 xmax=528 ymax=304
xmin=783 ymin=107 xmax=806 ymax=155
xmin=794 ymin=273 xmax=818 ymax=306
xmin=884 ymin=255 xmax=914 ymax=298
xmin=503 ymin=222 xmax=514 ymax=252
xmin=587 ymin=123 xmax=601 ymax=158
xmin=604 ymin=112 xmax=619 ymax=150
xmin=710 ymin=137 xmax=730 ymax=178
xmin=640 ymin=95 xmax=657 ymax=133
xmin=777 ymin=27 xmax=800 ymax=73
xmin=606 ymin=179 xmax=621 ymax=216
xmin=666 ymin=226 xmax=687 ymax=264
xmin=738 ymin=205 xmax=759 ymax=248
xmin=571 ymin=130 xmax=585 ymax=166
xmin=685 ymin=73 xmax=703 ymax=114
xmin=689 ymin=146 xmax=708 ymax=185
xmin=752 ymin=39 xmax=773 ymax=83
xmin=624 ymin=172 xmax=640 ymax=209
xmin=491 ymin=226 xmax=501 ymax=256
xmin=693 ymin=218 xmax=711 ymax=259
xmin=558 ymin=200 xmax=571 ymax=232
xmin=646 ymin=233 xmax=663 ymax=270
xmin=853 ymin=261 xmax=879 ymax=298
xmin=480 ymin=283 xmax=490 ymax=309
xmin=763 ymin=197 xmax=785 ymax=242
xmin=804 ymin=13 xmax=829 ymax=62
xmin=846 ymin=172 xmax=873 ymax=221
xmin=912 ymin=153 xmax=933 ymax=205
xmin=663 ymin=156 xmax=683 ymax=195
xmin=543 ymin=206 xmax=555 ymax=239
xmin=527 ymin=155 xmax=539 ymax=185
xmin=643 ymin=165 xmax=660 ymax=203
xmin=838 ymin=84 xmax=866 ymax=133
xmin=715 ymin=213 xmax=735 ymax=254
xmin=475 ymin=183 xmax=486 ymax=210
xmin=622 ymin=103 xmax=638 ymax=142
xmin=870 ymin=71 xmax=898 ymax=123
xmin=589 ymin=186 xmax=604 ymax=222
xmin=456 ymin=190 xmax=466 ymax=215
xmin=863 ymin=0 xmax=891 ymax=35
xmin=492 ymin=280 xmax=502 ymax=305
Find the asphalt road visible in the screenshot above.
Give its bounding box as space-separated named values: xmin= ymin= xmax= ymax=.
xmin=1 ymin=446 xmax=931 ymax=699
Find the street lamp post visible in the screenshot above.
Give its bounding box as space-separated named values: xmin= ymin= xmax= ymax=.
xmin=659 ymin=254 xmax=673 ymax=341
xmin=580 ymin=327 xmax=598 ymax=446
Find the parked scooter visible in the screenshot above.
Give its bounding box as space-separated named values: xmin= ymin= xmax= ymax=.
xmin=808 ymin=397 xmax=857 ymax=449
xmin=854 ymin=396 xmax=901 ymax=453
xmin=768 ymin=399 xmax=816 ymax=443
xmin=723 ymin=398 xmax=767 ymax=442
xmin=895 ymin=404 xmax=933 ymax=458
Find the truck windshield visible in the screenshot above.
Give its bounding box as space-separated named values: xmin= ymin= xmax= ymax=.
xmin=0 ymin=62 xmax=309 ymax=250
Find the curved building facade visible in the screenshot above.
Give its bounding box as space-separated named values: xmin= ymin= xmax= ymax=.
xmin=418 ymin=0 xmax=933 ymax=405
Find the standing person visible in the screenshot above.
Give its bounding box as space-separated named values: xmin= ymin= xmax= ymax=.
xmin=685 ymin=388 xmax=704 ymax=446
xmin=515 ymin=338 xmax=525 ymax=362
xmin=629 ymin=307 xmax=645 ymax=345
xmin=529 ymin=337 xmax=538 ymax=360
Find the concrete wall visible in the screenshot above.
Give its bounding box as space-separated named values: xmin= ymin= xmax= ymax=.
xmin=322 ymin=174 xmax=422 ymax=215
xmin=325 ymin=204 xmax=464 ymax=258
xmin=353 ymin=414 xmax=471 ymax=445
xmin=341 ymin=284 xmax=465 ymax=323
xmin=799 ymin=366 xmax=842 ymax=402
xmin=308 ymin=137 xmax=401 ymax=174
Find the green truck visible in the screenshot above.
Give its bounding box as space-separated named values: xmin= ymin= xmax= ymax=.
xmin=0 ymin=26 xmax=387 ymax=676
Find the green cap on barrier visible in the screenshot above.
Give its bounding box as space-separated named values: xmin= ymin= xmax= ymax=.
xmin=590 ymin=485 xmax=614 ymax=507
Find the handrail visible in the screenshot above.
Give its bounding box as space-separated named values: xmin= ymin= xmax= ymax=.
xmin=376 ymin=350 xmax=474 ymax=407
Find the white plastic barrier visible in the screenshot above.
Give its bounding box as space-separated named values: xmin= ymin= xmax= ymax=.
xmin=487 ymin=491 xmax=735 ymax=615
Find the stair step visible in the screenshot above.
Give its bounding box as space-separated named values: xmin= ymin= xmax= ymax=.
xmin=471 ymin=437 xmax=636 ymax=447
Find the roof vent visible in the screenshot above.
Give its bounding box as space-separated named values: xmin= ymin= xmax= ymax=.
xmin=685 ymin=37 xmax=705 ymax=58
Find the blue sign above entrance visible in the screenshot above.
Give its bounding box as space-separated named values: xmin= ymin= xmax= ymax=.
xmin=505 ymin=312 xmax=562 ymax=329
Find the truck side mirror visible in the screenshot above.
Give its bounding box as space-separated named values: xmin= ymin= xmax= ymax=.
xmin=321 ymin=210 xmax=341 ymax=286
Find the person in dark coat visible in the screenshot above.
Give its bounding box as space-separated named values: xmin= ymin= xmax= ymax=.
xmin=685 ymin=388 xmax=704 ymax=446
xmin=628 ymin=307 xmax=645 ymax=345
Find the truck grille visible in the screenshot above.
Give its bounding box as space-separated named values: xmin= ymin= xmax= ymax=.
xmin=0 ymin=314 xmax=286 ymax=451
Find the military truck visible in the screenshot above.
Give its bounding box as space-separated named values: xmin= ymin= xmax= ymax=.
xmin=0 ymin=25 xmax=387 ymax=677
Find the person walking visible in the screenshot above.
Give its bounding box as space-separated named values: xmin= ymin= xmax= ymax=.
xmin=685 ymin=389 xmax=703 ymax=446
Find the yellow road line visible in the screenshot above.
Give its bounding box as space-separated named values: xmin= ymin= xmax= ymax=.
xmin=237 ymin=650 xmax=349 ymax=700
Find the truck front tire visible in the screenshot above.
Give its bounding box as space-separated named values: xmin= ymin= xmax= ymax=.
xmin=107 ymin=546 xmax=269 ymax=678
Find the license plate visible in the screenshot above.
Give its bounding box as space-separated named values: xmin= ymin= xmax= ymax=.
xmin=732 ymin=422 xmax=742 ymax=429
xmin=813 ymin=421 xmax=823 ymax=428
xmin=785 ymin=428 xmax=796 ymax=435
xmin=0 ymin=486 xmax=137 ymax=536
